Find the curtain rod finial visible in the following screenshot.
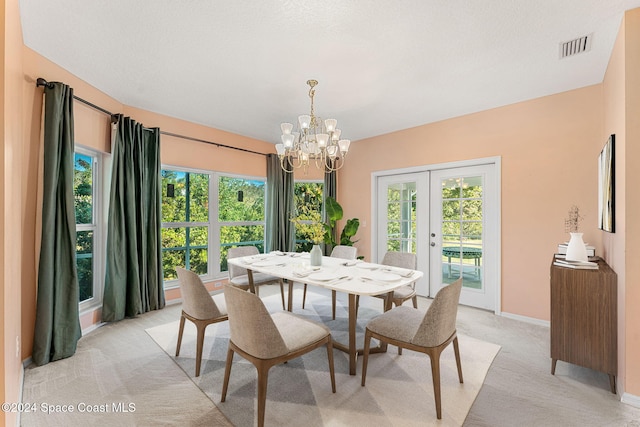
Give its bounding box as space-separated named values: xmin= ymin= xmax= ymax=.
xmin=36 ymin=78 xmax=53 ymax=88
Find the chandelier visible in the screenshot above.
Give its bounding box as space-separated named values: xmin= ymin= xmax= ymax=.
xmin=276 ymin=79 xmax=350 ymax=173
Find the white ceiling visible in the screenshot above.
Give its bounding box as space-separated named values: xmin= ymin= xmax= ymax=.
xmin=18 ymin=0 xmax=640 ymax=144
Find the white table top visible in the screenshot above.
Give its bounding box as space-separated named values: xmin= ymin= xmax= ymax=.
xmin=227 ymin=251 xmax=422 ymax=296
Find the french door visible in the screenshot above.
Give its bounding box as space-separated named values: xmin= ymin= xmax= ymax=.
xmin=376 ymin=173 xmax=429 ymax=296
xmin=375 ymin=162 xmax=498 ymax=311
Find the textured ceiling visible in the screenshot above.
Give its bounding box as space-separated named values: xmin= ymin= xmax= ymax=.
xmin=18 ymin=0 xmax=640 ymax=144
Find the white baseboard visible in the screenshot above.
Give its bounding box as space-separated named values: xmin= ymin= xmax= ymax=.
xmin=82 ymin=322 xmax=105 ymax=335
xmin=622 ymin=392 xmax=640 ymax=408
xmin=500 ymin=311 xmax=550 ymax=328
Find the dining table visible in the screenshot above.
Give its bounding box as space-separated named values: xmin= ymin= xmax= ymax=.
xmin=227 ymin=251 xmax=424 ymax=375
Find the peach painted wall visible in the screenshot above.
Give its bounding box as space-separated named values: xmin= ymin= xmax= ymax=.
xmin=3 ymin=0 xmax=24 ymax=425
xmin=339 ymin=85 xmax=603 ymax=321
xmin=622 ymin=9 xmax=640 ymax=398
xmin=603 ymin=11 xmax=628 ymax=397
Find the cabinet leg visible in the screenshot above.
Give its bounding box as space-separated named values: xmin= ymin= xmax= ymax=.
xmin=609 ymin=375 xmax=616 ymax=394
xmin=551 ymin=359 xmax=557 ymax=375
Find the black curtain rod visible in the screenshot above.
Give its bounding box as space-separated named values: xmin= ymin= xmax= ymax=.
xmin=37 ymin=77 xmax=118 ymax=123
xmin=36 ymin=77 xmax=267 ymax=157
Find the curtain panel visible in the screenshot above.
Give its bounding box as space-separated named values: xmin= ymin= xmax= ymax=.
xmin=265 ymin=154 xmax=295 ymax=252
xmin=102 ymin=116 xmax=164 ymax=322
xmin=32 ymin=82 xmax=82 ymax=366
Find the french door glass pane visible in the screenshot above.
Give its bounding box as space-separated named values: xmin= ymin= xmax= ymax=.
xmin=385 ymin=182 xmax=417 ymax=254
xmin=440 ymin=175 xmax=483 ymax=290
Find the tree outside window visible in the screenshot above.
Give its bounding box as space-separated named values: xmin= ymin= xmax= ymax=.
xmin=161 ymin=170 xmax=209 ymax=281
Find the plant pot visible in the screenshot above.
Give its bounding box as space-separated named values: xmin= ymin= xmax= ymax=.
xmin=310 ymin=244 xmax=322 ymax=267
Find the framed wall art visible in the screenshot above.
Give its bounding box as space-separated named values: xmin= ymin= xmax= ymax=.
xmin=598 ymin=134 xmax=615 ymax=233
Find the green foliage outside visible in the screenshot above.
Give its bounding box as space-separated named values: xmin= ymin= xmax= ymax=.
xmin=161 ymin=171 xmax=267 ymax=280
xmin=440 ymin=179 xmax=483 ymax=248
xmin=293 ymin=182 xmax=324 ymax=252
xmin=74 ymin=153 xmax=94 ymax=302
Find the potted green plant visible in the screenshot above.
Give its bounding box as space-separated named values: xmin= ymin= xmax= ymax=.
xmin=323 ymin=196 xmax=360 ymax=255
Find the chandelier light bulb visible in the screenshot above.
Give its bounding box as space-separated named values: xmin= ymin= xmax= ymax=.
xmin=299 ymin=115 xmax=311 ymax=129
xmin=281 ymin=133 xmax=295 ymax=148
xmin=325 ymin=119 xmax=337 ymax=132
xmin=316 ymin=133 xmax=329 ymax=148
xmin=281 ymin=122 xmax=293 ymax=134
xmin=331 ymin=129 xmax=341 ymax=141
xmin=338 ymin=139 xmax=351 ymax=153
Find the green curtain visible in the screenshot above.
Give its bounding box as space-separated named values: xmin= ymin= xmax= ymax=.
xmin=32 ymin=82 xmax=82 ymax=366
xmin=322 ymin=166 xmax=337 ymax=255
xmin=102 ymin=115 xmax=164 ymax=322
xmin=265 ymin=154 xmax=295 ymax=252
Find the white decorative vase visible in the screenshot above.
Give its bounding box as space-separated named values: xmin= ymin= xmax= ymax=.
xmin=310 ymin=244 xmax=323 ymax=267
xmin=566 ymin=232 xmax=588 ymax=262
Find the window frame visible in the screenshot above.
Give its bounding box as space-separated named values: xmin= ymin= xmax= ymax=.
xmin=160 ymin=165 xmax=267 ymax=289
xmin=74 ymin=145 xmax=105 ymax=313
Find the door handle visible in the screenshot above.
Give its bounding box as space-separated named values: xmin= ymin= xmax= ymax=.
xmin=430 ymin=242 xmax=436 ymax=247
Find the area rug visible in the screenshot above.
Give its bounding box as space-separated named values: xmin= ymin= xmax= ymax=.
xmin=146 ymin=289 xmax=501 ymax=426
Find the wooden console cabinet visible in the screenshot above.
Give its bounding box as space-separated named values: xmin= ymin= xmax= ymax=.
xmin=550 ymin=257 xmax=617 ymax=393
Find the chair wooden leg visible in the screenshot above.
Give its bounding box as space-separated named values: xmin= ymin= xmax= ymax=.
xmin=195 ymin=322 xmax=207 ymax=377
xmin=412 ymin=295 xmax=418 ymax=308
xmin=332 ymin=290 xmax=337 ymax=320
xmin=256 ymin=364 xmax=270 ymax=427
xmin=453 ymin=336 xmax=464 ymax=383
xmin=221 ymin=346 xmax=234 ymax=402
xmin=430 ymin=350 xmax=443 ymax=419
xmin=326 ymin=339 xmax=336 ymax=393
xmin=175 ymin=314 xmax=186 ymax=356
xmin=302 ymin=284 xmax=307 ymax=309
xmin=361 ymin=330 xmax=372 ymax=386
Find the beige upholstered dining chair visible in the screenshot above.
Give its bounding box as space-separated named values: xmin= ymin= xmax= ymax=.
xmin=301 ymin=245 xmax=357 ymax=319
xmin=354 ymin=251 xmax=418 ymax=323
xmin=175 ymin=267 xmax=228 ymax=377
xmin=227 ymin=245 xmax=286 ymax=310
xmin=361 ymin=278 xmax=463 ymax=420
xmin=221 ymin=284 xmax=336 ymax=427
xmin=378 ymin=251 xmax=418 ymax=308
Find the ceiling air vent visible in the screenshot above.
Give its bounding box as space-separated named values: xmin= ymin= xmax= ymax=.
xmin=559 ymin=34 xmax=592 ymax=59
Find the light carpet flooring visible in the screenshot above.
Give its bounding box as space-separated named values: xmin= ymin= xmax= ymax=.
xmin=22 ymin=284 xmax=640 ymax=426
xmin=146 ymin=290 xmax=499 ymax=426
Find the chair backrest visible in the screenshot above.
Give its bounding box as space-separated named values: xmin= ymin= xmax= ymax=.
xmin=381 ymin=251 xmax=417 ymax=270
xmin=330 ymin=245 xmax=357 ymax=260
xmin=177 ymin=267 xmax=224 ymax=320
xmin=413 ymin=278 xmax=463 ymax=347
xmin=227 ymin=246 xmax=259 ymax=279
xmin=223 ymin=284 xmax=288 ymax=359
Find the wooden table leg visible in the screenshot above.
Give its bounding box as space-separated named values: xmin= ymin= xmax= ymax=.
xmin=348 ymin=293 xmax=357 ymax=375
xmin=247 ymin=270 xmax=256 ymax=294
xmin=287 ymin=281 xmax=294 ymax=312
xmin=551 ymin=358 xmax=557 ymax=375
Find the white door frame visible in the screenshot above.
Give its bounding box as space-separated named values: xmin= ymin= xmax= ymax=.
xmin=370 ymin=156 xmax=502 ymax=314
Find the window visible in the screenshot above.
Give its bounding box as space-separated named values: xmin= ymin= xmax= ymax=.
xmin=73 ymin=148 xmax=103 ymax=307
xmin=160 ymin=168 xmax=267 ymax=285
xmin=161 ymin=169 xmax=210 ymax=282
xmin=293 ymin=181 xmax=323 ymax=252
xmin=218 ymin=176 xmax=266 ymax=271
